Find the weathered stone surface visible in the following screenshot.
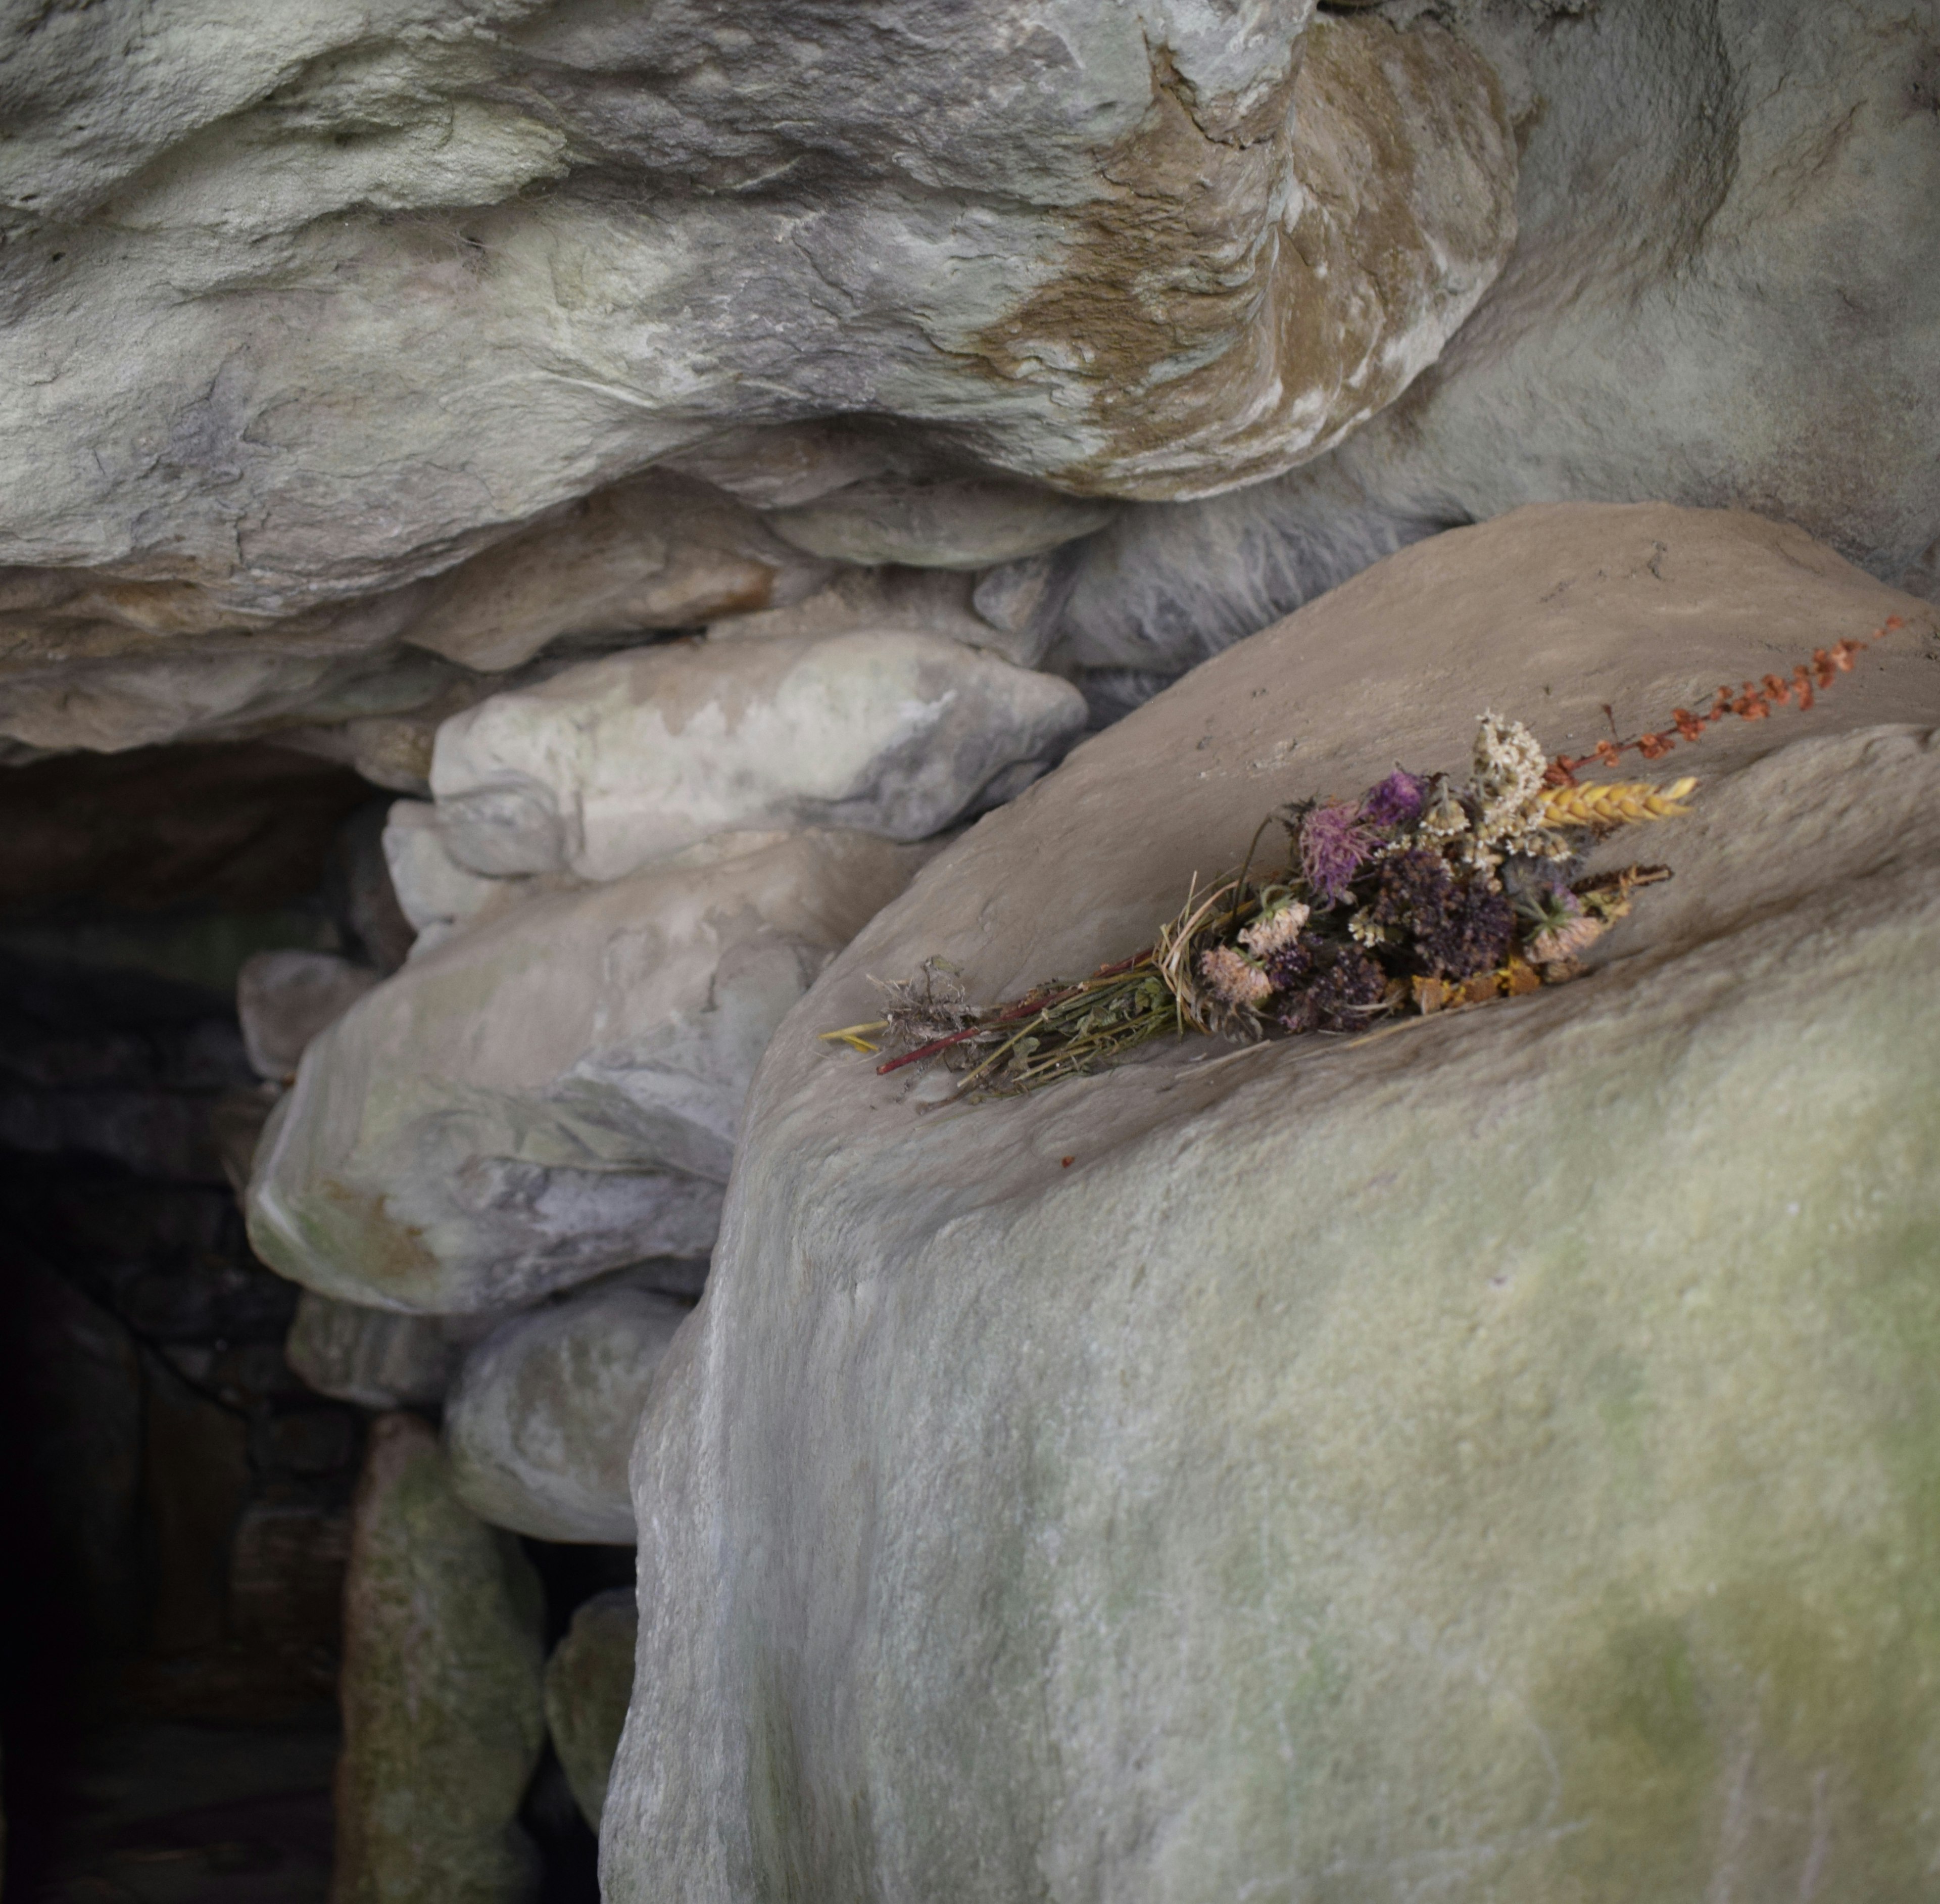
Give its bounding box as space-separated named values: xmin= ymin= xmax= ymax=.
xmin=248 ymin=829 xmax=931 ymax=1314
xmin=0 ymin=6 xmax=1513 ymax=657
xmin=285 ymin=1291 xmax=457 ymax=1412
xmin=430 ymin=635 xmax=1087 ymax=883
xmin=236 ymin=950 xmax=379 ymax=1081
xmin=1049 ymin=459 xmax=1450 ymax=674
xmin=380 ymin=799 xmax=535 ymax=957
xmin=1047 ymin=0 xmax=1940 ymax=677
xmin=707 ymin=556 xmax=1072 ymax=669
xmin=764 ymin=480 xmax=1118 ymax=572
xmin=605 ymin=507 xmax=1940 ymax=1900
xmin=334 ymin=1412 xmax=546 ymax=1904
xmin=0 ymin=582 xmax=467 ymax=756
xmin=448 ymin=1281 xmax=690 ymax=1542
xmin=545 ymin=1589 xmax=639 ymax=1835
xmin=707 ymin=565 xmax=989 ymax=651
xmin=399 ymin=473 xmax=837 ymax=676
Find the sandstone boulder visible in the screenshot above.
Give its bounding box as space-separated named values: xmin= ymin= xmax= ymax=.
xmin=1046 ymin=0 xmax=1940 ymax=682
xmin=285 ymin=1292 xmax=458 ymax=1413
xmin=605 ymin=506 xmax=1940 ymax=1900
xmin=545 ymin=1590 xmax=640 ymax=1835
xmin=380 ymin=799 xmax=532 ymax=957
xmin=446 ymin=1281 xmax=691 ymax=1543
xmin=235 ymin=950 xmax=380 ymax=1081
xmin=763 ymin=480 xmax=1117 ymax=572
xmin=0 ymin=5 xmax=1513 ymax=660
xmin=334 ymin=1413 xmax=547 ymax=1904
xmin=398 ymin=473 xmax=837 ymax=676
xmin=429 ymin=634 xmax=1087 ymax=883
xmin=247 ymin=829 xmax=930 ymax=1313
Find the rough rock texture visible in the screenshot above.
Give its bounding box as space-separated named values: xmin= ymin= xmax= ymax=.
xmin=395 ymin=474 xmax=837 ymax=675
xmin=545 ymin=1589 xmax=639 ymax=1835
xmin=764 ymin=480 xmax=1118 ymax=571
xmin=447 ymin=1281 xmax=690 ymax=1543
xmin=236 ymin=950 xmax=380 ymax=1081
xmin=380 ymin=799 xmax=536 ymax=957
xmin=248 ymin=829 xmax=931 ymax=1314
xmin=285 ymin=1291 xmax=459 ymax=1413
xmin=1049 ymin=0 xmax=1940 ymax=677
xmin=0 ymin=4 xmax=1514 ymax=751
xmin=605 ymin=506 xmax=1940 ymax=1900
xmin=1051 ymin=458 xmax=1451 ymax=675
xmin=429 ymin=635 xmax=1087 ymax=882
xmin=334 ymin=1412 xmax=547 ymax=1904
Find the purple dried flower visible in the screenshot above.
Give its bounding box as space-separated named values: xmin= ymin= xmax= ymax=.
xmin=1260 ymin=933 xmax=1318 ymax=994
xmin=1367 ymin=847 xmax=1456 ymax=938
xmin=1299 ymin=802 xmax=1372 ymax=902
xmin=1415 ymin=881 xmax=1516 ymax=981
xmin=1278 ymin=944 xmax=1388 ymax=1034
xmin=1360 ymin=770 xmax=1427 ymax=829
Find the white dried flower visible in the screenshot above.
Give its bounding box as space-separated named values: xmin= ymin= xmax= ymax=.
xmin=1239 ymin=901 xmax=1310 ymax=959
xmin=1420 ymin=786 xmax=1471 ymax=840
xmin=1470 ymin=713 xmax=1550 ymax=846
xmin=1347 ymin=908 xmax=1390 ymax=947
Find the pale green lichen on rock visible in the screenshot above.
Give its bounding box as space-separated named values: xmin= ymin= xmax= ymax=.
xmin=332 ymin=1412 xmax=548 ymax=1904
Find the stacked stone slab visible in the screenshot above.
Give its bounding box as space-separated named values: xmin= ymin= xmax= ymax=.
xmin=333 ymin=1413 xmax=547 ymax=1904
xmin=0 ymin=3 xmax=1517 ymax=756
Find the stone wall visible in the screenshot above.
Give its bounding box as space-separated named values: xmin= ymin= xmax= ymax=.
xmin=1 ymin=1 xmax=1936 ymax=1898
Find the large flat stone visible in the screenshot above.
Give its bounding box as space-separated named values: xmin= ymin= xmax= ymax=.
xmin=0 ymin=5 xmax=1514 ymax=749
xmin=247 ymin=829 xmax=930 ymax=1313
xmin=604 ymin=505 xmax=1940 ymax=1900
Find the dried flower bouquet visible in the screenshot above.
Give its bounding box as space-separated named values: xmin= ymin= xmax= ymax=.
xmin=824 ymin=633 xmax=1886 ymax=1103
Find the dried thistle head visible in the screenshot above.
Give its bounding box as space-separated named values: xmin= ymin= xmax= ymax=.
xmin=873 ymin=960 xmax=982 ymax=1045
xmin=1299 ymin=802 xmax=1372 ymax=902
xmin=1360 ymin=769 xmax=1427 ymax=829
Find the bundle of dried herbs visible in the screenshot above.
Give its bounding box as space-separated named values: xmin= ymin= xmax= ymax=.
xmin=824 ymin=632 xmax=1890 ymax=1103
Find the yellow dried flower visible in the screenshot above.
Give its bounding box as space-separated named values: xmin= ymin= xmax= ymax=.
xmin=1537 ymin=777 xmax=1698 ymax=829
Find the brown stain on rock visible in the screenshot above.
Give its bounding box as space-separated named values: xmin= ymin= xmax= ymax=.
xmin=972 ymin=18 xmax=1519 ymax=500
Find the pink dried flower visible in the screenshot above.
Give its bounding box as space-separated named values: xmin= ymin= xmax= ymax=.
xmin=1239 ymin=900 xmax=1310 ymax=959
xmin=1197 ymin=943 xmax=1274 ymax=1008
xmin=1360 ymin=770 xmax=1427 ymax=829
xmin=1528 ymin=916 xmax=1606 ymax=965
xmin=1299 ymin=802 xmax=1372 ymax=903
